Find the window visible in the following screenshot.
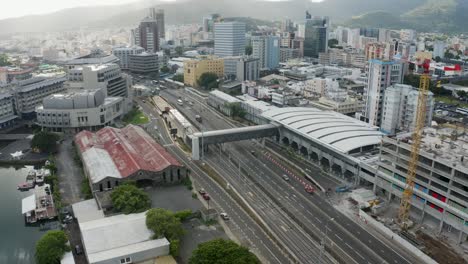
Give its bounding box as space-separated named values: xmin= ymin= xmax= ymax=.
xmin=120 ymin=257 xmax=132 ymax=264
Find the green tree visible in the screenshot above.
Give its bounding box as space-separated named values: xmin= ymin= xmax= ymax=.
xmin=111 ymin=184 xmax=151 ymax=214
xmin=444 ymin=50 xmax=454 ymax=59
xmin=189 ymin=239 xmax=260 ymax=264
xmin=175 ymin=46 xmax=184 ymax=56
xmin=197 ymin=72 xmax=219 ymax=90
xmin=435 ymin=56 xmax=442 ymax=63
xmin=0 ymin=54 xmax=10 ymax=66
xmin=164 ymin=49 xmax=171 ymax=56
xmin=245 ymin=45 xmax=253 ymax=56
xmin=31 ymin=131 xmax=60 ymax=153
xmin=457 ymin=90 xmax=467 ymax=98
xmin=146 ymin=208 xmax=184 ymax=240
xmin=328 ymin=39 xmax=339 ymax=48
xmin=172 ymin=74 xmax=184 ymax=83
xmin=227 ymin=103 xmax=246 ymax=118
xmin=161 ymin=65 xmax=171 ymax=73
xmin=146 ymin=208 xmax=185 ymax=256
xmin=35 ymin=230 xmax=70 ymax=264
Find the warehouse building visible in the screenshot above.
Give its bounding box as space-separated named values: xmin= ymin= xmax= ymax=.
xmin=75 ymin=125 xmax=187 ymax=192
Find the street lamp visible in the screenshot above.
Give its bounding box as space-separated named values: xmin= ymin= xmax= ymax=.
xmin=318 ymin=217 xmax=334 ymax=264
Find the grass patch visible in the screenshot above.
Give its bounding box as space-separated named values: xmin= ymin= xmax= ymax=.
xmin=81 ymin=177 xmax=93 ymax=199
xmin=435 ymin=96 xmax=468 ymax=108
xmin=122 ymin=107 xmax=149 ymax=125
xmin=202 ymin=218 xmax=218 ymax=226
xmin=176 ymin=137 xmax=191 ymax=153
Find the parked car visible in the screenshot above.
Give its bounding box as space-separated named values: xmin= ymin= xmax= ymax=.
xmin=305 ymin=185 xmax=315 ymax=194
xmin=198 ymin=189 xmax=206 ymax=195
xmin=75 ymin=245 xmax=83 ymax=255
xmin=282 ymin=174 xmax=290 ymax=181
xmin=220 ymin=213 xmax=229 ymax=220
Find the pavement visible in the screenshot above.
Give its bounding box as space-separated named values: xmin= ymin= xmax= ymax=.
xmin=55 ymin=138 xmax=84 ymax=205
xmin=147 ymin=185 xmax=202 ymax=212
xmin=159 ymin=88 xmax=426 ymax=264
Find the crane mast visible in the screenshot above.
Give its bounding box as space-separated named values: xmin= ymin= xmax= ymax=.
xmin=398 ymin=60 xmax=431 ymax=229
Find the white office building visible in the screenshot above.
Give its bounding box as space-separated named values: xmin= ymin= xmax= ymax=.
xmin=112 ymin=46 xmax=145 ymax=69
xmin=381 ymin=84 xmax=434 ymax=135
xmin=214 ymin=22 xmax=246 ymax=57
xmin=252 ymin=35 xmax=280 ymax=69
xmin=36 ymin=87 xmax=126 ymax=133
xmin=433 ymin=41 xmax=446 ymax=59
xmin=362 ymin=60 xmax=404 ymax=127
xmin=223 ymin=56 xmax=259 ymax=81
xmin=0 ymin=93 xmax=17 ymax=129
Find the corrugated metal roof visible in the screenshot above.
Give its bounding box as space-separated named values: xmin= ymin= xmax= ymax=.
xmin=22 ymin=194 xmax=36 ymax=214
xmin=75 ymin=125 xmax=182 ymax=180
xmin=262 ymin=107 xmax=383 ymax=153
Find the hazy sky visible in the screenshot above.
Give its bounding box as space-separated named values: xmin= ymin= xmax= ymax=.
xmin=0 ymin=0 xmax=142 ymax=19
xmin=1 ymin=0 xmax=324 ymax=20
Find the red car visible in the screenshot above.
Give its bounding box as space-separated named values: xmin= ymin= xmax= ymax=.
xmin=202 ymin=193 xmax=210 ymax=201
xmin=305 ymin=185 xmax=315 ymax=194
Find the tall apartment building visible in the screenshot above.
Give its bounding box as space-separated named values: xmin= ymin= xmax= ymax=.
xmin=36 ymin=87 xmax=125 ymax=133
xmin=252 ymin=35 xmax=280 ymax=69
xmin=150 ymin=8 xmax=165 ymax=39
xmin=374 ymin=128 xmax=468 ymax=243
xmin=381 ymin=84 xmax=434 ymax=135
xmin=0 ymin=93 xmax=17 ymax=128
xmin=362 ymin=60 xmax=404 ymax=127
xmin=134 ymin=17 xmax=160 ymax=52
xmin=365 ymin=42 xmax=396 ymax=61
xmin=67 ymin=64 xmax=132 ymax=99
xmin=400 ymin=29 xmax=416 ymax=42
xmin=223 ymin=56 xmax=259 ymax=81
xmin=280 ymin=48 xmax=301 ymax=63
xmin=214 ymin=22 xmax=246 ymax=57
xmin=360 ymin=28 xmax=379 ymax=39
xmin=14 ymin=77 xmax=67 ymax=119
xmin=433 ymin=41 xmax=446 ymax=59
xmin=304 ymin=15 xmax=328 ymax=58
xmin=112 ymin=46 xmax=145 ymax=69
xmin=183 ymin=56 xmax=224 ymax=88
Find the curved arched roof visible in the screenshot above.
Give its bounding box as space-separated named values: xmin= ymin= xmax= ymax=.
xmin=262 ymin=107 xmax=383 ymax=154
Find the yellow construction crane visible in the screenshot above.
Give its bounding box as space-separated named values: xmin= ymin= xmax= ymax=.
xmin=398 ymin=59 xmax=431 ymax=229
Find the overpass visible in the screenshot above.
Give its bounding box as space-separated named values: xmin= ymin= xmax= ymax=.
xmin=191 ymin=124 xmax=280 ymax=160
xmin=0 ymin=134 xmax=33 ymax=140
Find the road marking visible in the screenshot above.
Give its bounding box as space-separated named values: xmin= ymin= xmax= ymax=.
xmin=334 ymin=234 xmax=343 ymax=241
xmin=354 ymin=251 xmax=365 ymax=260
xmin=314 ymin=217 xmax=322 ymax=223
xmin=345 ymin=242 xmax=353 ymax=249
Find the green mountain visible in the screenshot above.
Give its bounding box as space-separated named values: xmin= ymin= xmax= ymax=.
xmin=348 ymin=0 xmax=468 ymax=33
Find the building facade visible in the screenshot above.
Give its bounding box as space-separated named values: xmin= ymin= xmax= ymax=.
xmin=112 ymin=46 xmax=145 ymax=69
xmin=381 ymin=84 xmax=434 ymax=135
xmin=36 ymin=88 xmax=125 ymax=133
xmin=252 ymin=35 xmax=280 ymax=69
xmin=129 ymin=52 xmax=159 ymax=75
xmin=14 ymin=77 xmax=67 ymax=119
xmin=223 ymin=56 xmax=259 ymax=81
xmin=183 ymin=56 xmax=224 ymax=87
xmin=214 ymin=22 xmax=246 ymax=57
xmin=362 ymin=60 xmax=404 ymax=127
xmin=134 ymin=17 xmax=160 ymax=53
xmin=150 ymin=8 xmax=165 ymax=39
xmin=304 ymin=15 xmax=328 ymax=58
xmin=0 ymin=93 xmax=17 ymax=129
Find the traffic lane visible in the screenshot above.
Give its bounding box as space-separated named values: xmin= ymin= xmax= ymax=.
xmin=205 ymin=152 xmax=334 ymax=264
xmin=226 ymin=148 xmax=372 ymax=264
xmin=253 ymin=148 xmax=413 ymax=264
xmin=167 ymin=147 xmax=286 ymax=264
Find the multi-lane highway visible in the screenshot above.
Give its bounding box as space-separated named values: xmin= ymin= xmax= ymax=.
xmin=158 ymin=88 xmax=425 ymax=264
xmin=137 ymin=98 xmax=290 ymax=264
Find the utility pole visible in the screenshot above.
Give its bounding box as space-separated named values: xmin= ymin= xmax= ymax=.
xmin=318 ymin=218 xmax=334 ymax=264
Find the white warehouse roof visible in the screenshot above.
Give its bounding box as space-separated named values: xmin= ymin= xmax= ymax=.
xmin=262 ymin=107 xmax=383 ymax=154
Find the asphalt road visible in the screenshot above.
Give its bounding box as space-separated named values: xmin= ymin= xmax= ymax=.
xmin=56 ymin=137 xmax=84 ymax=205
xmin=159 ymin=88 xmax=424 ymax=264
xmin=136 ymin=97 xmax=289 ymax=264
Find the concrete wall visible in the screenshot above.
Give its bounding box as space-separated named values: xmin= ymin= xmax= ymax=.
xmin=358 ymin=210 xmax=438 ymax=264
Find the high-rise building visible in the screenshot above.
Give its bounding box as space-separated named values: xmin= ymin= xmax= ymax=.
xmin=360 ymin=28 xmax=379 ymax=38
xmin=304 ymin=14 xmax=328 ymax=58
xmin=433 ymin=41 xmax=446 ymax=59
xmin=400 ymin=29 xmax=416 ymax=42
xmin=214 ymin=22 xmax=246 ymax=57
xmin=129 ymin=52 xmax=159 ymax=75
xmin=362 ymin=59 xmax=404 ymax=127
xmin=281 ymin=19 xmax=294 ymax=32
xmin=223 ymin=56 xmax=259 ymax=81
xmin=134 ymin=17 xmax=160 ymax=53
xmin=378 ymin=28 xmax=391 ymax=43
xmin=150 ymin=8 xmax=165 ymax=39
xmin=381 ymin=84 xmax=434 ymax=135
xmin=365 ymin=42 xmax=396 ymax=61
xmin=252 ymin=35 xmax=280 ymax=69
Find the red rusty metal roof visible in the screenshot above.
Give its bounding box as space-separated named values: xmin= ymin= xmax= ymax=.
xmin=75 ymin=125 xmax=181 ymax=178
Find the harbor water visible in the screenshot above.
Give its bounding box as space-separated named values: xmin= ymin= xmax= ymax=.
xmin=0 ymin=166 xmax=49 ymax=264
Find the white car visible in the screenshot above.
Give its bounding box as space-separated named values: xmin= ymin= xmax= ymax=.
xmin=220 ymin=213 xmax=229 ymax=220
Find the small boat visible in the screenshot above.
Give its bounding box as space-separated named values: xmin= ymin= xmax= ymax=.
xmin=35 ymin=169 xmax=45 ymax=185
xmin=27 ymin=170 xmax=36 ymax=180
xmin=17 ymin=182 xmax=34 ymax=191
xmin=45 ymin=160 xmax=51 ymax=166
